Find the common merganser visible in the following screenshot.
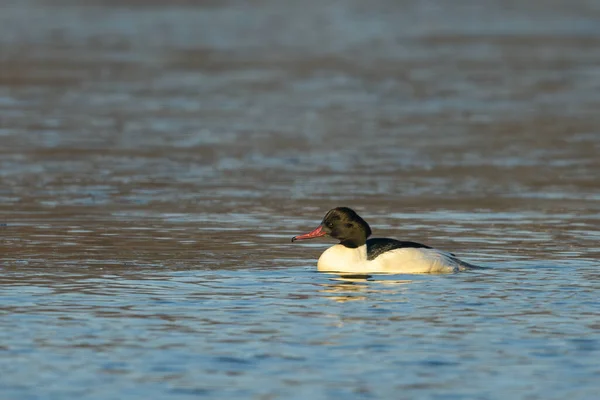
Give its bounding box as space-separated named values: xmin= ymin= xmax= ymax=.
xmin=292 ymin=207 xmax=479 ymax=274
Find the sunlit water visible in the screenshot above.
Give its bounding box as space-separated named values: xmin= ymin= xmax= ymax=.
xmin=1 ymin=0 xmax=600 ymax=399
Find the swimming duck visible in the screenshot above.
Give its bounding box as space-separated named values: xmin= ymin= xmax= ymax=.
xmin=292 ymin=207 xmax=478 ymax=274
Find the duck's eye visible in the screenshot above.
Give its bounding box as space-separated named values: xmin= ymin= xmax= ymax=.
xmin=327 ymin=222 xmax=334 ymax=228
xmin=346 ymin=223 xmax=353 ymax=228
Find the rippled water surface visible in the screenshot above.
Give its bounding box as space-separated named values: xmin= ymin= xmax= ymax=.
xmin=1 ymin=0 xmax=600 ymax=398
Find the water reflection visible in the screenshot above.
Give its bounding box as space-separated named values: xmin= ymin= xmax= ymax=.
xmin=320 ymin=275 xmax=413 ymax=302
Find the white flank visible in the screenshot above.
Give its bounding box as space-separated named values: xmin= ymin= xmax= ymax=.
xmin=317 ymin=244 xmax=467 ymax=274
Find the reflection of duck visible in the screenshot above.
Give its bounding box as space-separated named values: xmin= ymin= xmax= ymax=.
xmin=319 ymin=275 xmax=413 ymax=303
xmin=292 ymin=207 xmax=480 ymax=274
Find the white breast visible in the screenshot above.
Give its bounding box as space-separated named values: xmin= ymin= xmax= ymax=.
xmin=317 ymin=245 xmax=465 ymax=274
xmin=317 ymin=244 xmax=368 ymax=273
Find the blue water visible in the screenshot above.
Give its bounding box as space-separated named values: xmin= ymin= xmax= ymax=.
xmin=1 ymin=262 xmax=599 ymax=399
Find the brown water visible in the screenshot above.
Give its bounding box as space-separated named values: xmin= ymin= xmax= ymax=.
xmin=1 ymin=1 xmax=600 ymax=399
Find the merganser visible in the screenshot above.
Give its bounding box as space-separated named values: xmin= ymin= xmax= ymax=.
xmin=292 ymin=207 xmax=479 ymax=274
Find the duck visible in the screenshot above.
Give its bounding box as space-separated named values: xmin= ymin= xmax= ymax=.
xmin=291 ymin=207 xmax=479 ymax=274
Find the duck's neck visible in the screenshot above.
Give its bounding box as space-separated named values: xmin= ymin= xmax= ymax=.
xmin=338 ymin=233 xmax=368 ymax=248
xmin=317 ymin=244 xmax=368 ymax=272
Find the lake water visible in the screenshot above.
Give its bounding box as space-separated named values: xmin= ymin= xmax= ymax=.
xmin=1 ymin=0 xmax=599 ymax=399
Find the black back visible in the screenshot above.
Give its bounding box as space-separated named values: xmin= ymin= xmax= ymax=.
xmin=366 ymin=238 xmax=432 ymax=261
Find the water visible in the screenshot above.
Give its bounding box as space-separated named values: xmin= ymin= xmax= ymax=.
xmin=1 ymin=0 xmax=600 ymax=398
